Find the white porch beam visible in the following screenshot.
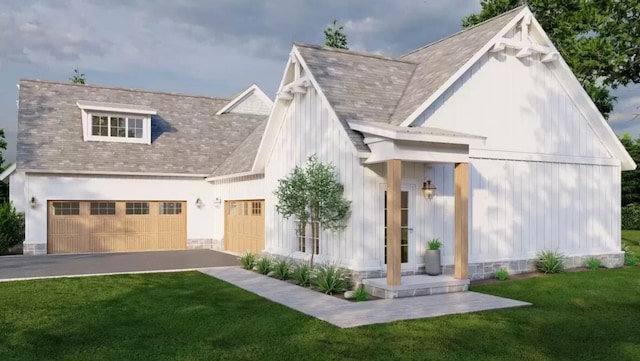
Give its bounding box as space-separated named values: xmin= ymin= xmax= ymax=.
xmin=497 ymin=37 xmax=553 ymax=55
xmin=541 ymin=52 xmax=560 ymax=63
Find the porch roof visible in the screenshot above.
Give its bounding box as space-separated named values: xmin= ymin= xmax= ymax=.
xmin=348 ymin=121 xmax=486 ymax=164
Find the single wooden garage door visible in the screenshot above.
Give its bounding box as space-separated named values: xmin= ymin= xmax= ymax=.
xmin=224 ymin=200 xmax=265 ymax=254
xmin=48 ymin=200 xmax=186 ymax=254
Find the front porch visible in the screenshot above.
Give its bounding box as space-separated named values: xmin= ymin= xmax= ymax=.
xmin=362 ymin=274 xmax=470 ymax=299
xmin=350 ymin=121 xmax=486 ymax=296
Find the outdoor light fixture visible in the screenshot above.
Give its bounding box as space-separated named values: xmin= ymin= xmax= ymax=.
xmin=195 ymin=198 xmax=203 ymax=208
xmin=213 ymin=197 xmax=221 ymax=206
xmin=422 ymin=180 xmax=436 ymax=199
xmin=29 ymin=196 xmax=36 ymax=208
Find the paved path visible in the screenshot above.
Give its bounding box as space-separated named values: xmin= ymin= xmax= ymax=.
xmin=200 ymin=267 xmax=531 ymax=328
xmin=0 ymin=250 xmax=239 ymax=281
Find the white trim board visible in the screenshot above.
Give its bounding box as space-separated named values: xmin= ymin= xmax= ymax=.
xmin=0 ymin=163 xmax=16 ymax=182
xmin=215 ymin=84 xmax=273 ymax=115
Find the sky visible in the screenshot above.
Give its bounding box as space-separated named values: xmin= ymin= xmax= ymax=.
xmin=1 ymin=0 xmax=638 ymax=164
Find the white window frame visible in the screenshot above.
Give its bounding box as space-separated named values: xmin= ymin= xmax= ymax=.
xmin=77 ymin=101 xmax=156 ymax=145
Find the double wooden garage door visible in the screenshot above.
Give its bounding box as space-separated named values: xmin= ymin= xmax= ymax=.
xmin=47 ymin=201 xmax=186 ymax=254
xmin=224 ymin=200 xmax=265 ymax=254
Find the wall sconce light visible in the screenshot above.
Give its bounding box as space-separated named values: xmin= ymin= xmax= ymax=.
xmin=29 ymin=196 xmax=37 ymax=208
xmin=195 ymin=198 xmax=203 ymax=208
xmin=213 ymin=197 xmax=221 ymax=206
xmin=422 ymin=180 xmax=436 ymax=199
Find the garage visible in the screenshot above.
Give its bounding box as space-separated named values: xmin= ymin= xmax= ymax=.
xmin=47 ymin=200 xmax=187 ymax=254
xmin=224 ymin=199 xmax=265 ymax=254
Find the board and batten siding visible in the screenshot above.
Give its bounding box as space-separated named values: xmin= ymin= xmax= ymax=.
xmin=416 ymin=48 xmax=612 ymax=160
xmin=264 ymin=86 xmax=382 ymax=270
xmin=469 ymin=159 xmax=620 ymax=262
xmin=209 ymin=174 xmax=265 ymax=243
xmin=412 ymin=41 xmax=622 ymax=263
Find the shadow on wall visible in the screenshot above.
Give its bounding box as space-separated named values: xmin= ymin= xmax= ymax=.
xmin=150 ymin=115 xmax=178 ymax=143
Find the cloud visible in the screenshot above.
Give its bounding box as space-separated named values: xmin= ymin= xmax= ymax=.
xmin=610 ymin=84 xmax=640 ymax=124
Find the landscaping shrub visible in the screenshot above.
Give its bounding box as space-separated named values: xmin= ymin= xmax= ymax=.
xmin=311 ymin=263 xmax=351 ymax=294
xmin=354 ymin=285 xmax=369 ymax=302
xmin=536 ymin=250 xmax=565 ymax=274
xmin=269 ymin=258 xmax=293 ymax=280
xmin=585 ymin=257 xmax=601 ymax=270
xmin=495 ymin=268 xmax=508 ymax=281
xmin=0 ymin=202 xmax=25 ymax=255
xmin=623 ymin=246 xmax=639 ymax=266
xmin=254 ymin=257 xmax=273 ymax=275
xmin=240 ymin=252 xmax=258 ymax=270
xmin=291 ymin=263 xmax=312 ymax=287
xmin=622 ymin=204 xmax=640 ymax=230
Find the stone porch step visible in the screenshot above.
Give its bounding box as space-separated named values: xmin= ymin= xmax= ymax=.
xmin=362 ymin=275 xmax=470 ymax=299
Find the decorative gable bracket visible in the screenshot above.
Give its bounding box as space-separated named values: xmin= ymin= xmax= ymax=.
xmin=490 ymin=13 xmax=559 ymax=62
xmin=278 ymin=76 xmax=312 ymax=102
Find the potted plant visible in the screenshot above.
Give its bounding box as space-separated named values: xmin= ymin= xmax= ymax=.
xmin=425 ymin=238 xmax=442 ymax=276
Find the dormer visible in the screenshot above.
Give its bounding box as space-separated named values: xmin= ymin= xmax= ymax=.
xmin=77 ymin=100 xmax=157 ymax=144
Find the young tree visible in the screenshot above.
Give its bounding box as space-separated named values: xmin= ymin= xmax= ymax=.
xmin=324 ymin=20 xmax=348 ymax=49
xmin=70 ymin=68 xmax=86 ymax=84
xmin=274 ymin=155 xmax=351 ymax=265
xmin=0 ymin=129 xmax=7 ymax=203
xmin=462 ymin=0 xmax=640 ymax=119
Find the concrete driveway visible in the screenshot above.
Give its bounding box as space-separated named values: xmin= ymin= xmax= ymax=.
xmin=0 ymin=249 xmax=239 ymax=281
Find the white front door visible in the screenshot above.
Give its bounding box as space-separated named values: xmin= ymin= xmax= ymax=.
xmin=382 ymin=184 xmax=415 ymax=271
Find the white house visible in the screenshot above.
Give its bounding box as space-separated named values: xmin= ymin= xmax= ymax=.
xmin=5 ymin=6 xmax=634 ymax=283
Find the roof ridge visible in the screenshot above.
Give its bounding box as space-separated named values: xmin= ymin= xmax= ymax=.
xmin=399 ymin=5 xmax=526 ymax=58
xmin=294 ymin=43 xmax=416 ymax=64
xmin=19 ymin=78 xmax=233 ymax=102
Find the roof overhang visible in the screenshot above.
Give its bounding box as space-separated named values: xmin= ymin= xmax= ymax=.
xmin=349 ymin=121 xmax=486 ymax=164
xmin=205 ymin=171 xmax=264 ymax=182
xmin=23 ymin=169 xmax=207 ymax=179
xmin=0 ymin=163 xmax=16 ymax=183
xmin=76 ymin=100 xmax=158 ymax=115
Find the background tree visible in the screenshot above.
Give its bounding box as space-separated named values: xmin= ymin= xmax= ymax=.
xmin=463 ymin=0 xmax=640 ymax=119
xmin=274 ymin=155 xmax=350 ymax=265
xmin=620 ymin=133 xmax=640 ymax=206
xmin=70 ymin=68 xmax=86 ymax=84
xmin=324 ymin=20 xmax=348 ymax=49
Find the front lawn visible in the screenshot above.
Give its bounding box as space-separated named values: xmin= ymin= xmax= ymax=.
xmin=1 ymin=269 xmax=639 ymax=361
xmin=622 ymin=230 xmax=640 ymax=255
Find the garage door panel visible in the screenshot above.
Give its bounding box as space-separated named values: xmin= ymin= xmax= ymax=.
xmin=225 ymin=200 xmax=265 ymax=254
xmin=48 ymin=201 xmax=186 ymax=254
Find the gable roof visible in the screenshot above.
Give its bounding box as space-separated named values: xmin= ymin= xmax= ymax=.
xmin=215 ymin=84 xmax=273 ymax=115
xmin=17 ymin=79 xmax=267 ymax=176
xmin=208 ymin=118 xmax=267 ymax=177
xmin=295 ymin=44 xmax=416 ymax=152
xmin=291 ymin=7 xmax=525 ymax=152
xmin=391 ymin=6 xmax=523 ymax=125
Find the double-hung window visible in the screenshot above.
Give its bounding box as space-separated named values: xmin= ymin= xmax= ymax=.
xmin=296 ymin=221 xmax=320 ymax=255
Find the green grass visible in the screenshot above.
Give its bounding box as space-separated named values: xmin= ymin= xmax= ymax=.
xmin=1 ymin=269 xmax=640 ymax=361
xmin=622 ymin=230 xmax=640 ymax=255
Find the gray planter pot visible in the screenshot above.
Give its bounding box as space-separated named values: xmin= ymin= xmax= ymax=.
xmin=425 ymin=249 xmax=441 ymax=276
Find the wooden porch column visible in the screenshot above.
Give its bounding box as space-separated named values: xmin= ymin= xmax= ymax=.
xmin=386 ymin=159 xmax=402 ymax=286
xmin=454 ymin=162 xmax=469 ymax=280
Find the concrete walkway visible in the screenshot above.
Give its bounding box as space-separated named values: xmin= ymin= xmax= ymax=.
xmin=0 ymin=250 xmax=239 ymax=281
xmin=200 ymin=267 xmax=531 ymax=328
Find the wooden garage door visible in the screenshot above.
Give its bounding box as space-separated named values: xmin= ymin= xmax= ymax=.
xmin=47 ymin=201 xmax=186 ymax=254
xmin=224 ymin=200 xmax=265 ymax=254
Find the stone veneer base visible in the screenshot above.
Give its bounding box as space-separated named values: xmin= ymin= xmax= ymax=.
xmin=187 ymin=239 xmax=222 ymax=251
xmin=22 ymin=243 xmax=46 ymax=255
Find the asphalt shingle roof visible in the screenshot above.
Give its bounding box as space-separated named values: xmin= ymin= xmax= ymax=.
xmin=17 ymin=79 xmax=267 ymax=176
xmin=295 ymin=7 xmax=524 ymax=149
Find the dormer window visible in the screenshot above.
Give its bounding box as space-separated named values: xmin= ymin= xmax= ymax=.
xmin=77 ymin=101 xmax=157 ymax=144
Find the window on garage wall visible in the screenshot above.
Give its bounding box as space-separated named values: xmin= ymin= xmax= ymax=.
xmin=52 ymin=202 xmax=80 ymax=215
xmin=126 ymin=202 xmax=149 ymax=215
xmin=295 ymin=221 xmax=320 ymax=254
xmin=160 ymin=202 xmax=182 ymax=215
xmin=90 ymin=202 xmax=116 ymax=215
